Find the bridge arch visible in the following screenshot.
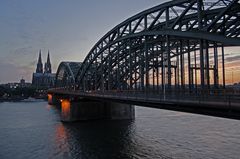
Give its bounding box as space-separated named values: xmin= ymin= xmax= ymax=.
xmin=76 ymin=0 xmax=240 ymax=92
xmin=55 ymin=62 xmax=82 ymax=88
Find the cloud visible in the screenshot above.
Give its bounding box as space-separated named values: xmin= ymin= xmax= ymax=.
xmin=28 ymin=60 xmax=37 ymax=67
xmin=0 ymin=62 xmax=33 ymax=84
xmin=225 ymin=55 xmax=240 ymax=63
xmin=13 ymin=46 xmax=33 ymax=55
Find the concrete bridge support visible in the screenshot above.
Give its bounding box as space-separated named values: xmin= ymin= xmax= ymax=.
xmin=48 ymin=93 xmax=60 ymax=106
xmin=105 ymin=102 xmax=135 ymax=120
xmin=47 ymin=94 xmax=135 ymax=122
xmin=60 ymin=99 xmax=135 ymax=122
xmin=60 ymin=99 xmax=107 ymax=122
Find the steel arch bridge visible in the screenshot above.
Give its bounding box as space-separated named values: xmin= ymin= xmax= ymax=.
xmin=74 ymin=0 xmax=240 ymax=94
xmin=55 ymin=62 xmax=82 ymax=88
xmin=50 ymin=0 xmax=240 ymax=119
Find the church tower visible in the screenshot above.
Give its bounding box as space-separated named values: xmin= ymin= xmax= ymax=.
xmin=44 ymin=50 xmax=52 ymax=73
xmin=36 ymin=50 xmax=43 ymax=73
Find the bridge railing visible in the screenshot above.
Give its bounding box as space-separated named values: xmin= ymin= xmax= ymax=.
xmin=49 ymin=87 xmax=240 ymax=110
xmin=77 ymin=88 xmax=239 ymax=101
xmin=97 ymin=90 xmax=239 ymax=110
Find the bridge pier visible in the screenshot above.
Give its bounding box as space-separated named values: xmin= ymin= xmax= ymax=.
xmin=48 ymin=94 xmax=135 ymax=122
xmin=60 ymin=99 xmax=107 ymax=122
xmin=48 ymin=93 xmax=61 ymax=106
xmin=61 ymin=100 xmax=135 ymax=122
xmin=105 ymin=102 xmax=135 ymax=120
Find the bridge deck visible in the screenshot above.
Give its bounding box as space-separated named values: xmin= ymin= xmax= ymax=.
xmin=48 ymin=89 xmax=240 ymax=120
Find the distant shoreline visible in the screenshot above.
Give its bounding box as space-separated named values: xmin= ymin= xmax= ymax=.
xmin=0 ymin=97 xmax=47 ymax=103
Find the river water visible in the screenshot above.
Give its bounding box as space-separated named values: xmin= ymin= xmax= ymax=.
xmin=0 ymin=101 xmax=239 ymax=159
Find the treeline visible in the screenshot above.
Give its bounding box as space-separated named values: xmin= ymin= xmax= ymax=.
xmin=0 ymin=86 xmax=38 ymax=98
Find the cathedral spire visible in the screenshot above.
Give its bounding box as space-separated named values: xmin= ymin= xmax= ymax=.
xmin=38 ymin=50 xmax=42 ymax=63
xmin=36 ymin=50 xmax=43 ymax=73
xmin=44 ymin=50 xmax=52 ymax=73
xmin=47 ymin=50 xmax=50 ymax=64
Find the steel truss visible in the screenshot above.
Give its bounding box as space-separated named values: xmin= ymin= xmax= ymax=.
xmin=55 ymin=62 xmax=82 ymax=88
xmin=74 ymin=0 xmax=240 ymax=94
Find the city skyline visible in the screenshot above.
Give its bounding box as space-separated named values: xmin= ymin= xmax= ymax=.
xmin=0 ymin=0 xmax=239 ymax=84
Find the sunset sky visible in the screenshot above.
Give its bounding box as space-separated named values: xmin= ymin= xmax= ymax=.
xmin=0 ymin=0 xmax=239 ymax=84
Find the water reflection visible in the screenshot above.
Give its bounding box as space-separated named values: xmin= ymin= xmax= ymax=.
xmin=52 ymin=124 xmax=71 ymax=158
xmin=1 ymin=102 xmax=240 ymax=159
xmin=53 ymin=120 xmax=137 ymax=159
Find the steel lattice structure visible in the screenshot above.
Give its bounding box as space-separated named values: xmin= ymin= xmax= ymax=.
xmin=74 ymin=0 xmax=240 ymax=93
xmin=55 ymin=62 xmax=82 ymax=88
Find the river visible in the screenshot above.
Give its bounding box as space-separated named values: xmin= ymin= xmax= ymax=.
xmin=0 ymin=101 xmax=239 ymax=159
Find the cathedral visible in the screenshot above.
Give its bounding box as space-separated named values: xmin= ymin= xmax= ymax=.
xmin=32 ymin=50 xmax=56 ymax=88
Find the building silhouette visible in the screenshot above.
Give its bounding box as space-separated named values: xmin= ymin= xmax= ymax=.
xmin=32 ymin=50 xmax=55 ymax=88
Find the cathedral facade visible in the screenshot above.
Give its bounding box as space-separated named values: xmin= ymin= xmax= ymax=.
xmin=32 ymin=50 xmax=56 ymax=88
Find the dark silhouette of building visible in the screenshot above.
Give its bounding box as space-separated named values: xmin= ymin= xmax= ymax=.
xmin=44 ymin=50 xmax=52 ymax=74
xmin=36 ymin=50 xmax=43 ymax=73
xmin=32 ymin=50 xmax=55 ymax=88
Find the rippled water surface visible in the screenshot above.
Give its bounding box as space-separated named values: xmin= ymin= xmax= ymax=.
xmin=0 ymin=101 xmax=240 ymax=159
